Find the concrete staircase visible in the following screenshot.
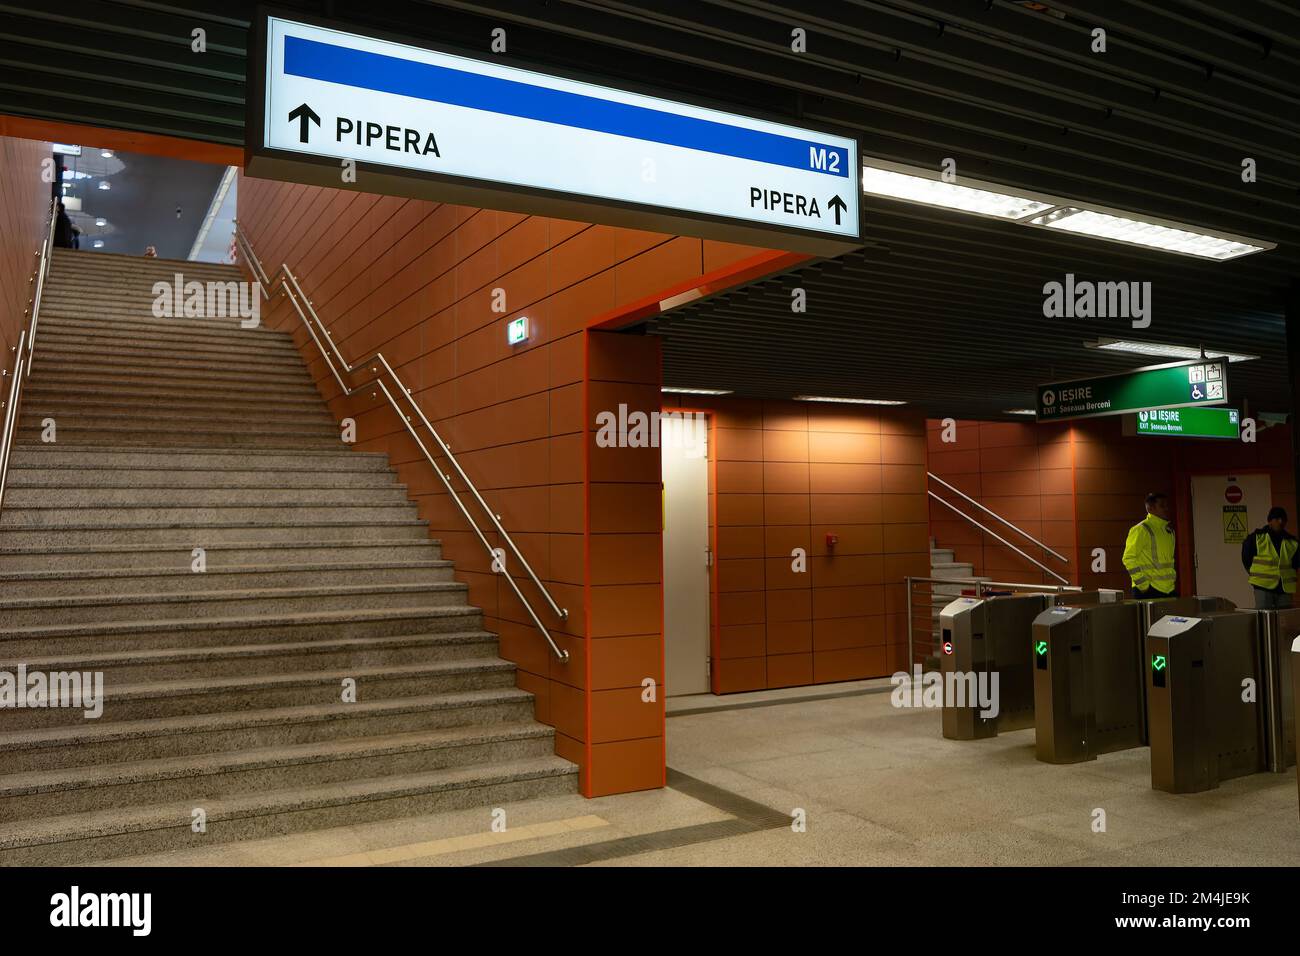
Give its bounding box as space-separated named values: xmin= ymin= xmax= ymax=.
xmin=0 ymin=249 xmax=576 ymax=865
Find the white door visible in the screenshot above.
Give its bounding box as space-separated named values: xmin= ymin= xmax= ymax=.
xmin=1191 ymin=473 xmax=1272 ymax=608
xmin=662 ymin=415 xmax=711 ymax=696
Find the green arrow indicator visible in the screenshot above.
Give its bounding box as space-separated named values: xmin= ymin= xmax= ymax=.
xmin=1035 ymin=641 xmax=1048 ymax=656
xmin=1152 ymin=654 xmax=1167 ymax=672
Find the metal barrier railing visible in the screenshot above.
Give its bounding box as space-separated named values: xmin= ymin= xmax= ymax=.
xmin=904 ymin=574 xmax=1083 ymax=666
xmin=0 ymin=199 xmax=57 ymax=519
xmin=928 ymin=472 xmax=1070 ymax=584
xmin=233 ymin=221 xmax=570 ymax=663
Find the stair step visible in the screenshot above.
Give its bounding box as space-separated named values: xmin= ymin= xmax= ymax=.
xmin=0 ymin=561 xmax=452 ymax=596
xmin=0 ymin=657 xmax=516 ymax=728
xmin=0 ymin=755 xmax=577 ymax=865
xmin=0 ymin=687 xmax=540 ymax=773
xmin=0 ymin=722 xmax=554 ymax=823
xmin=35 ymin=339 xmax=306 ymax=368
xmin=0 ymin=581 xmax=468 ymax=625
xmin=0 ymin=604 xmax=484 ymax=656
xmin=7 ymin=630 xmax=499 ymax=683
xmin=18 ymin=403 xmax=337 ymax=430
xmin=0 ymin=539 xmax=441 ymax=572
xmin=2 ymin=486 xmax=406 ymax=509
xmin=4 ymin=468 xmax=400 ymax=490
xmin=5 ymin=444 xmax=390 ymax=470
xmin=1 ymin=503 xmax=417 ymax=528
xmin=37 ymin=315 xmax=296 ymax=345
xmin=0 ymin=519 xmax=432 ymax=548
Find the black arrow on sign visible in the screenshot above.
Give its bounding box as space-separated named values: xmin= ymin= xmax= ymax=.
xmin=827 ymin=194 xmax=848 ymax=225
xmin=288 ymin=103 xmax=320 ymax=143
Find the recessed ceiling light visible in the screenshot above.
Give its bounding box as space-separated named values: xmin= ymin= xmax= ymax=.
xmin=97 ymin=181 xmax=110 ymax=190
xmin=100 ymin=150 xmax=114 ymax=158
xmin=1086 ymin=338 xmax=1258 ymax=363
xmin=861 ymin=158 xmax=1273 ymax=261
xmin=92 ymin=240 xmax=104 ymax=248
xmin=793 ymin=395 xmax=907 ymax=405
xmin=661 ymin=387 xmax=733 ymax=395
xmin=95 ymin=218 xmax=106 ymax=227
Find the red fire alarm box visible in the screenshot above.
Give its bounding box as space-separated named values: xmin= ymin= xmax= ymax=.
xmin=825 ymin=533 xmax=838 ymax=548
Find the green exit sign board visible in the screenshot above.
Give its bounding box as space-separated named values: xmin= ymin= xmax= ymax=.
xmin=1132 ymin=406 xmax=1240 ymax=439
xmin=1037 ymin=359 xmax=1227 ymax=423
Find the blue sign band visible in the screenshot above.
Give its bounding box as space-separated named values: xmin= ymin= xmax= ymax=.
xmin=283 ymin=34 xmax=851 ymax=178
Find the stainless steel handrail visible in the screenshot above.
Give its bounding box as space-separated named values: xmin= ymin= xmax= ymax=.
xmin=928 ymin=492 xmax=1070 ymax=584
xmin=233 ymin=222 xmax=570 ymax=663
xmin=0 ymin=199 xmax=57 ymax=517
xmin=928 ymin=472 xmax=1069 ymax=563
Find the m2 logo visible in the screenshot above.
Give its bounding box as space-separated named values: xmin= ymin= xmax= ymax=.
xmin=809 ymin=147 xmax=841 ymax=174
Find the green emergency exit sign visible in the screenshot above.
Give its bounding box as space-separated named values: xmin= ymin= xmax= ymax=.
xmin=1133 ymin=406 xmax=1240 ymax=439
xmin=1037 ymin=359 xmax=1227 ymax=423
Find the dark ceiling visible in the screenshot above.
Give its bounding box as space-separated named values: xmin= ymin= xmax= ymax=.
xmin=2 ymin=0 xmax=1297 ymax=418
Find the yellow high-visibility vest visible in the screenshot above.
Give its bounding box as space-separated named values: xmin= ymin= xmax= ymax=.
xmin=1122 ymin=513 xmax=1176 ymax=593
xmin=1247 ymin=531 xmax=1298 ymax=593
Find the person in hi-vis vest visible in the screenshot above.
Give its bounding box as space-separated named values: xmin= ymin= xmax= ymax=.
xmin=1240 ymin=506 xmax=1299 ymax=610
xmin=1122 ymin=492 xmax=1178 ymax=599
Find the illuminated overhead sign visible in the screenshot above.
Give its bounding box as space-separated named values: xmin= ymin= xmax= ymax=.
xmin=249 ymin=16 xmax=861 ymax=255
xmin=1129 ymin=406 xmax=1240 ymax=440
xmin=1037 ymin=359 xmax=1228 ymax=423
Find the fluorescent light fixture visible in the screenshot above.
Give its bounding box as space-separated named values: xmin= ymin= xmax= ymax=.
xmin=92 ymin=240 xmax=104 ymax=248
xmin=862 ymin=164 xmax=1055 ymax=221
xmin=1087 ymin=338 xmax=1258 ymax=364
xmin=1027 ymin=207 xmax=1268 ymax=261
xmin=52 ymin=143 xmax=81 ymax=155
xmin=1003 ymin=409 xmax=1037 ymax=416
xmin=97 ymin=181 xmax=110 ymax=190
xmin=661 ymin=386 xmax=733 ymax=395
xmin=861 ymin=157 xmax=1274 ymax=261
xmin=794 ymin=395 xmax=907 ymax=405
xmin=100 ymin=150 xmax=114 ymax=158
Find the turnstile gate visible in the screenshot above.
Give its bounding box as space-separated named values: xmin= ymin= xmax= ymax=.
xmin=1293 ymin=635 xmax=1300 ymax=818
xmin=1146 ymin=610 xmax=1266 ymax=793
xmin=939 ymin=591 xmax=1117 ymax=740
xmin=1032 ymin=596 xmax=1235 ymax=764
xmin=1262 ymin=608 xmax=1299 ymax=774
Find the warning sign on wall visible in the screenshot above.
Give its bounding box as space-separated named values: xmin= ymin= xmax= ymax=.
xmin=1223 ymin=505 xmax=1249 ymax=544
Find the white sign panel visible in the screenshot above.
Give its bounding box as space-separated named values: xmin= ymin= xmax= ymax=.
xmin=255 ymin=17 xmax=860 ymax=250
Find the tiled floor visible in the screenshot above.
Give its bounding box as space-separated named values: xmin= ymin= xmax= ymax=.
xmin=106 ymin=680 xmax=1300 ymax=866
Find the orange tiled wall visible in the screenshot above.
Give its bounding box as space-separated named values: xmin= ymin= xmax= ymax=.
xmin=235 ymin=175 xmax=767 ymax=795
xmin=927 ymin=416 xmax=1296 ymax=595
xmin=0 ymin=135 xmax=49 ymax=361
xmin=665 ymin=396 xmax=931 ymax=689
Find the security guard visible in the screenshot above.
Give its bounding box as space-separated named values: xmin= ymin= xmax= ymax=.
xmin=1122 ymin=492 xmax=1178 ymax=599
xmin=1240 ymin=506 xmax=1299 ymax=609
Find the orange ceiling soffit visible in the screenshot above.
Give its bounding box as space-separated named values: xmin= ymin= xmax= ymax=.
xmin=588 ymin=248 xmax=811 ymax=331
xmin=0 ymin=114 xmax=242 ymax=166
